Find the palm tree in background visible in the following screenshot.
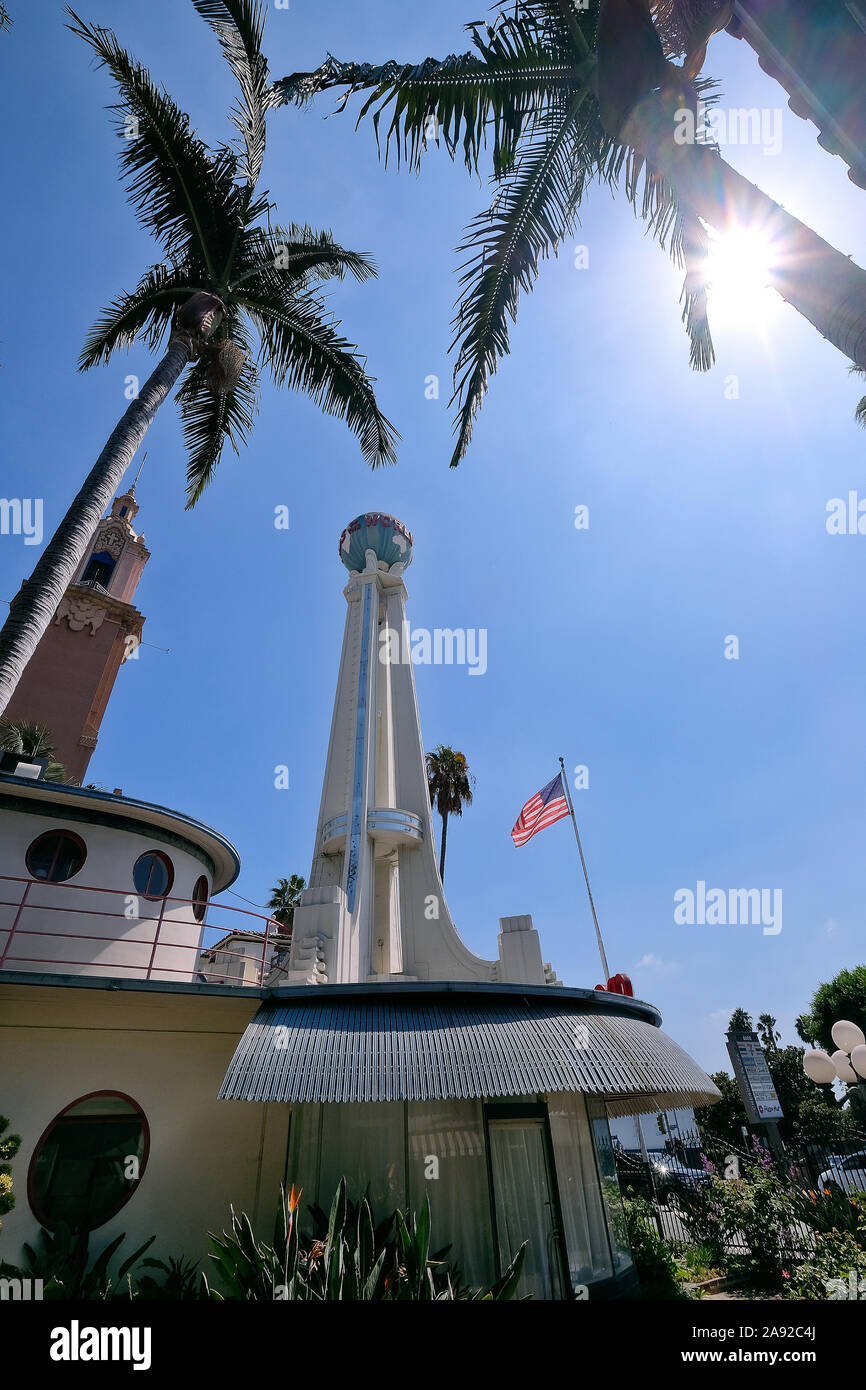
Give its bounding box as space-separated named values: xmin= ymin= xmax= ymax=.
xmin=426 ymin=745 xmax=475 ymax=883
xmin=277 ymin=0 xmax=866 ymax=466
xmin=728 ymin=1007 xmax=753 ymax=1033
xmin=0 ymin=719 xmax=68 ymax=783
xmin=267 ymin=874 xmax=306 ymax=931
xmin=757 ymin=1012 xmax=781 ymax=1054
xmin=0 ymin=8 xmax=11 ymax=32
xmin=0 ymin=0 xmax=397 ymax=718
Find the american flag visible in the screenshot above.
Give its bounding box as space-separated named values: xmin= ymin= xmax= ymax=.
xmin=511 ymin=772 xmax=570 ymax=847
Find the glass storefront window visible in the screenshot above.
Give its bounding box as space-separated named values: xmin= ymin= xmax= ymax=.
xmin=547 ymin=1091 xmax=615 ymax=1288
xmin=316 ymin=1102 xmax=406 ymax=1220
xmin=284 ymin=1093 xmax=632 ymax=1295
xmin=586 ymin=1095 xmax=634 ymax=1274
xmin=408 ymin=1100 xmax=494 ymax=1290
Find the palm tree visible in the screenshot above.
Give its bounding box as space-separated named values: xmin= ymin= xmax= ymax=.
xmin=276 ymin=0 xmax=866 ymax=466
xmin=425 ymin=745 xmax=474 ymax=883
xmin=267 ymin=873 xmax=306 ymax=931
xmin=0 ymin=1 xmax=397 ymax=719
xmin=757 ymin=1012 xmax=781 ymax=1054
xmin=728 ymin=1007 xmax=753 ymax=1033
xmin=0 ymin=718 xmax=68 ymax=783
xmin=0 ymin=8 xmax=11 ymax=32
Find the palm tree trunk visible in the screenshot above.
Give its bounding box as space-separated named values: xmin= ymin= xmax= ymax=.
xmin=0 ymin=335 xmax=193 ymax=717
xmin=439 ymin=810 xmax=449 ymax=883
xmin=627 ymin=93 xmax=866 ymax=369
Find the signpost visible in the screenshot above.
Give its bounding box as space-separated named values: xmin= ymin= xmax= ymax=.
xmin=726 ymin=1029 xmax=784 ymax=1156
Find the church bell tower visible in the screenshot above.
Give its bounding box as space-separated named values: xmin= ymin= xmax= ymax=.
xmin=5 ymin=485 xmax=149 ymax=783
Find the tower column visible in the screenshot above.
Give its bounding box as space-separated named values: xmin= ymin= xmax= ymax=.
xmin=284 ymin=512 xmax=551 ymax=987
xmin=335 ymin=556 xmax=380 ymax=982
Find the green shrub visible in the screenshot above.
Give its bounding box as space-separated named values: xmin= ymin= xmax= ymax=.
xmin=134 ymin=1255 xmax=207 ymax=1300
xmin=674 ymin=1241 xmax=724 ymax=1284
xmin=207 ymin=1178 xmax=526 ymax=1301
xmin=622 ymin=1196 xmax=689 ymax=1299
xmin=788 ymin=1186 xmax=865 ymax=1245
xmin=674 ymin=1179 xmax=728 ymax=1266
xmin=785 ymin=1231 xmax=866 ymax=1300
xmin=0 ymin=1116 xmax=21 ymax=1235
xmin=716 ymin=1165 xmax=803 ymax=1286
xmin=0 ymin=1222 xmax=155 ymax=1299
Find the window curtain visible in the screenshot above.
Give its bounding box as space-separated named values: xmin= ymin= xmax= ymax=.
xmin=285 ymin=1103 xmax=322 ymax=1229
xmin=316 ymin=1102 xmax=406 ymax=1220
xmin=407 ymin=1100 xmax=494 ymax=1291
xmin=546 ymin=1092 xmax=615 ymax=1286
xmin=487 ymin=1116 xmax=566 ymax=1300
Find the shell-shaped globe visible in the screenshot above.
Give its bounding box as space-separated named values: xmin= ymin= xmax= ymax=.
xmin=339 ymin=512 xmax=414 ymax=573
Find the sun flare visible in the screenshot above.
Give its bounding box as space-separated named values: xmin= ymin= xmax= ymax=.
xmin=704 ymin=227 xmax=777 ymax=329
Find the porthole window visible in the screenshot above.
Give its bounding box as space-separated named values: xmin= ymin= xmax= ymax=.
xmin=132 ymin=850 xmax=174 ymax=900
xmin=192 ymin=874 xmax=209 ymax=922
xmin=25 ymin=830 xmax=87 ymax=883
xmin=28 ymin=1091 xmax=148 ymax=1232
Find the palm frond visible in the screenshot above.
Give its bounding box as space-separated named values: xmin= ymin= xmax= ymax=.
xmin=239 ymin=291 xmax=398 ymax=467
xmin=190 ymin=0 xmax=271 ymax=191
xmin=66 ymin=7 xmax=242 ymax=278
xmin=495 ymin=0 xmax=594 ymax=58
xmin=176 ymin=341 xmax=260 ymax=507
xmin=275 ymin=17 xmax=583 ymax=175
xmin=597 ymin=78 xmax=720 ymax=369
xmin=650 ymin=0 xmax=734 ymax=75
xmin=447 ymin=94 xmax=589 ymax=466
xmin=190 ymin=0 xmax=265 ymax=62
xmin=676 ymin=207 xmax=714 ymax=370
xmin=78 ymin=262 xmax=199 ymax=370
xmin=231 ymin=225 xmax=377 ymax=295
xmin=278 ymin=2 xmax=714 ymax=464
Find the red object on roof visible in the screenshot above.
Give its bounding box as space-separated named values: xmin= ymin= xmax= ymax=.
xmin=595 ymin=974 xmax=635 ymax=997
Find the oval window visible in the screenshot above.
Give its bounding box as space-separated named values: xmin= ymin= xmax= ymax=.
xmin=192 ymin=874 xmax=209 ymax=923
xmin=132 ymin=850 xmax=174 ymax=899
xmin=28 ymin=1091 xmax=149 ymax=1232
xmin=25 ymin=830 xmax=87 ymax=883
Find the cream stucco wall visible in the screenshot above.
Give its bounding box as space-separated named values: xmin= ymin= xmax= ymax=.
xmin=0 ymin=980 xmax=288 ymax=1276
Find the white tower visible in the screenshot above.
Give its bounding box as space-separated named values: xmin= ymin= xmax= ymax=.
xmin=284 ymin=513 xmax=554 ymax=987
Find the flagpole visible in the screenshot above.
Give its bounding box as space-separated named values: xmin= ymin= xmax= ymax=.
xmin=558 ymin=756 xmax=610 ymax=982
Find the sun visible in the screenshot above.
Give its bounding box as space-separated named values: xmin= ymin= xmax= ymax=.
xmin=704 ymin=226 xmax=777 ymax=330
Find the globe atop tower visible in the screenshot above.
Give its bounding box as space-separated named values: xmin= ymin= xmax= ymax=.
xmin=339 ymin=512 xmax=413 ymax=574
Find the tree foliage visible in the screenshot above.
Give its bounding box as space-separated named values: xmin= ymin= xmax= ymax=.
xmin=0 ymin=1116 xmax=21 ymax=1234
xmin=697 ymin=1016 xmax=842 ymax=1146
xmin=267 ymin=874 xmax=306 ymax=930
xmin=796 ymin=966 xmax=866 ymax=1053
xmin=276 ymin=0 xmax=719 ymax=466
xmin=68 ymin=0 xmax=397 ymax=505
xmin=425 ymin=745 xmax=475 ymax=881
xmin=0 ymin=718 xmax=69 ymax=783
xmin=727 ymin=1007 xmax=752 ymax=1033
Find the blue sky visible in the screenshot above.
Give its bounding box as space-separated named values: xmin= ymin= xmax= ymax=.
xmin=2 ymin=1 xmax=865 ymax=1074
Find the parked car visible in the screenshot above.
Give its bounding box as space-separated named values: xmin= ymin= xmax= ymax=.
xmin=818 ymin=1151 xmax=866 ymax=1195
xmin=650 ymin=1154 xmax=713 ymax=1204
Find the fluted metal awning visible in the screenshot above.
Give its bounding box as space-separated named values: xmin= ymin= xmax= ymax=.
xmin=218 ymin=983 xmax=720 ymax=1117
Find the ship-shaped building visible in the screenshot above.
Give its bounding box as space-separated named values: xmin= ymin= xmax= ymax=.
xmin=0 ymin=511 xmax=719 ymax=1298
